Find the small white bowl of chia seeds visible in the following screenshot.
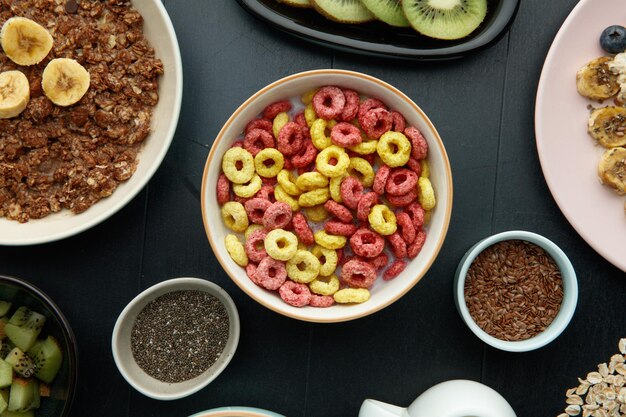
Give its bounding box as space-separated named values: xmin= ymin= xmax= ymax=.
xmin=111 ymin=277 xmax=240 ymax=400
xmin=454 ymin=230 xmax=578 ymax=352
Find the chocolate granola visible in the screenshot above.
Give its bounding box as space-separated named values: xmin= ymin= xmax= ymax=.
xmin=0 ymin=0 xmax=163 ymax=222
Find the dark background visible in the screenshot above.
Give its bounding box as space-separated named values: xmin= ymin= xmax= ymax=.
xmin=1 ymin=1 xmax=625 ymax=416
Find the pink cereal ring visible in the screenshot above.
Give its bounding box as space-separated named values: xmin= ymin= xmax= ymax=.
xmin=230 ymin=140 xmax=244 ymax=148
xmin=404 ymin=126 xmax=429 ymax=160
xmin=263 ymin=100 xmax=292 ymax=120
xmin=336 ymin=248 xmax=344 ymax=264
xmin=256 ymin=256 xmax=287 ymax=290
xmin=405 ymin=202 xmax=425 ymax=229
xmin=406 ymin=157 xmax=422 ymax=176
xmin=370 ymin=252 xmax=389 ymax=270
xmin=277 ymin=122 xmax=304 ymax=156
xmin=279 ymin=280 xmax=311 ymax=307
xmin=217 ymin=173 xmax=231 ymax=205
xmin=309 ymin=294 xmax=335 ymax=308
xmin=245 ymin=118 xmax=273 ymax=136
xmin=340 ymin=89 xmax=359 ymax=122
xmin=386 ymin=187 xmax=418 ymax=207
xmin=292 ymin=212 xmax=315 ymax=246
xmin=246 ymin=263 xmax=260 ymax=285
xmin=244 ymin=128 xmax=275 ymax=156
xmin=350 ymin=227 xmax=385 ymax=258
xmin=312 ymin=86 xmax=346 ymax=120
xmin=283 ymin=158 xmax=293 ymax=170
xmin=245 ymin=229 xmax=269 ymax=262
xmin=341 ymin=259 xmax=377 ymax=289
xmin=263 ymin=201 xmax=293 ymax=230
xmin=324 ymin=220 xmax=358 ymax=237
xmin=340 ymin=176 xmax=364 ymax=210
xmin=390 ymin=111 xmax=406 ymax=132
xmin=357 ymin=98 xmax=387 ymax=126
xmin=356 ymin=192 xmax=378 ymax=222
xmin=383 ymin=259 xmax=407 ymax=281
xmin=408 ymin=230 xmax=426 ymax=258
xmin=330 ymin=122 xmax=362 ymax=147
xmin=373 ymin=164 xmax=391 ymax=195
xmin=291 ymin=140 xmax=318 ymax=168
xmin=385 ymin=168 xmax=418 ymax=196
xmin=256 ymin=185 xmax=275 ymax=202
xmin=294 ymin=111 xmax=306 ymax=128
xmin=388 ymin=232 xmax=408 ymax=258
xmin=361 ymin=108 xmax=392 ymax=139
xmin=396 ymin=211 xmax=416 ymax=244
xmin=324 ymin=200 xmax=353 ymax=223
xmin=244 ymin=198 xmax=272 ymax=224
xmin=233 ymin=195 xmax=251 ymax=205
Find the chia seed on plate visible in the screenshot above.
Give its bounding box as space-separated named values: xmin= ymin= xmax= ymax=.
xmin=131 ymin=290 xmax=230 ymax=383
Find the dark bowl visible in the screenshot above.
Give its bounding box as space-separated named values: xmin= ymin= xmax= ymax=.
xmin=0 ymin=275 xmax=77 ymax=416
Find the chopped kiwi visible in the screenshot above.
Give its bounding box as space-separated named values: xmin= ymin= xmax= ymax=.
xmin=0 ymin=342 xmax=14 ymax=361
xmin=0 ymin=304 xmax=11 ymax=319
xmin=32 ymin=337 xmax=62 ymax=384
xmin=0 ymin=392 xmax=5 ymax=415
xmin=4 ymin=349 xmax=33 ymax=379
xmin=361 ymin=0 xmax=409 ymax=27
xmin=0 ymin=411 xmax=34 ymax=417
xmin=311 ymin=0 xmax=374 ymax=23
xmin=402 ymin=0 xmax=488 ymax=40
xmin=0 ymin=361 xmax=11 ymax=389
xmin=7 ymin=378 xmax=37 ymax=413
xmin=4 ymin=308 xmax=45 ymax=352
xmin=276 ymin=0 xmax=311 ymax=8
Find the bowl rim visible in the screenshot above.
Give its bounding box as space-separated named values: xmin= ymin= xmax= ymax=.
xmin=200 ymin=69 xmax=453 ymax=323
xmin=111 ymin=277 xmax=241 ymax=400
xmin=189 ymin=407 xmax=284 ymax=417
xmin=0 ymin=274 xmax=78 ymax=416
xmin=453 ymin=230 xmax=578 ymax=352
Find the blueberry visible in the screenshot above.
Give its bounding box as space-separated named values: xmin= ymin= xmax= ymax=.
xmin=600 ymin=25 xmax=626 ymax=54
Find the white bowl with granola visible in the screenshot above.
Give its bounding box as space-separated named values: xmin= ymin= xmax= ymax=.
xmin=0 ymin=0 xmax=182 ymax=245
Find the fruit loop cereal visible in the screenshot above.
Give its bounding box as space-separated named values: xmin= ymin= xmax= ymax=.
xmin=216 ymin=87 xmax=437 ymax=308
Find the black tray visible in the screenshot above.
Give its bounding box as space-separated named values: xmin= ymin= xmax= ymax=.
xmin=236 ymin=0 xmax=520 ymax=60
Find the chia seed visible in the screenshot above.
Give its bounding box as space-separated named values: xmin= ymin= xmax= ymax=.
xmin=130 ymin=290 xmax=230 ymax=383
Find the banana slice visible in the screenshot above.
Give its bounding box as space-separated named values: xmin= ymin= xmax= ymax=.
xmin=42 ymin=58 xmax=90 ymax=107
xmin=1 ymin=17 xmax=53 ymax=66
xmin=588 ymin=106 xmax=626 ymax=148
xmin=598 ymin=146 xmax=626 ymax=194
xmin=576 ymin=57 xmax=620 ymax=101
xmin=0 ymin=70 xmax=30 ymax=119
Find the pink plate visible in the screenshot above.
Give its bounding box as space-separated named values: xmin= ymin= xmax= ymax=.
xmin=536 ymin=0 xmax=626 ymax=272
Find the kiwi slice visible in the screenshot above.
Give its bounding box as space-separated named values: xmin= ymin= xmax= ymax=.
xmin=361 ymin=0 xmax=409 ymax=27
xmin=31 ymin=337 xmax=62 ymax=384
xmin=311 ymin=0 xmax=374 ymax=23
xmin=276 ymin=0 xmax=311 ymax=7
xmin=4 ymin=349 xmax=33 ymax=379
xmin=402 ymin=0 xmax=488 ymax=40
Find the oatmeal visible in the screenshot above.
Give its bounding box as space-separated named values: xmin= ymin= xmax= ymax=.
xmin=0 ymin=0 xmax=163 ymax=222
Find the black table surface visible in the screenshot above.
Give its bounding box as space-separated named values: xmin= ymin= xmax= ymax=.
xmin=1 ymin=1 xmax=625 ymax=416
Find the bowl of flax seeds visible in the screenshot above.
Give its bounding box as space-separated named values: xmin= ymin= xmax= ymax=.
xmin=453 ymin=231 xmax=578 ymax=352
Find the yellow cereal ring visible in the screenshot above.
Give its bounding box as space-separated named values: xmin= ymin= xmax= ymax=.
xmin=245 ymin=224 xmax=264 ymax=240
xmin=301 ymin=88 xmax=318 ymax=105
xmin=277 ymin=169 xmax=301 ymax=196
xmin=254 ymin=148 xmax=284 ymax=178
xmin=314 ymin=230 xmax=347 ymax=250
xmin=272 ymin=112 xmax=289 ymax=139
xmin=286 ymin=250 xmax=321 ymax=283
xmin=347 ymin=157 xmax=375 ymax=188
xmin=296 ymin=172 xmax=329 ymax=191
xmin=333 ymin=288 xmax=370 ymax=304
xmin=310 ymin=118 xmax=333 ymax=150
xmin=329 ymin=173 xmax=347 ymax=203
xmin=233 ymin=173 xmax=262 ymax=198
xmin=304 ymin=103 xmax=317 ymax=127
xmin=311 ymin=245 xmax=338 ymax=277
xmin=316 ymin=145 xmax=350 ymax=178
xmin=298 ymin=242 xmax=309 ymax=251
xmin=299 ymin=187 xmax=330 ymax=207
xmin=304 ymin=205 xmax=329 ymax=222
xmin=275 ymin=185 xmax=300 ymax=211
xmin=348 ymin=138 xmax=378 ymax=155
xmin=420 ymin=160 xmax=430 ymax=178
xmin=225 ymin=234 xmax=248 ymax=267
xmin=377 ymin=131 xmax=411 ymax=167
xmin=418 ymin=177 xmax=436 ymax=211
xmin=368 ymin=204 xmax=397 ymax=236
xmin=264 ymin=229 xmax=298 ymax=261
xmin=309 ymin=274 xmax=340 ymax=296
xmin=221 ymin=201 xmax=249 ymax=233
xmin=222 ymin=147 xmax=255 ymax=184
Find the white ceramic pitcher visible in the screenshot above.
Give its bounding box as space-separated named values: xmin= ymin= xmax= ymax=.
xmin=359 ymin=380 xmax=516 ymax=417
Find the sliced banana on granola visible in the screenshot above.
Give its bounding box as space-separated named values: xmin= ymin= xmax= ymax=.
xmin=42 ymin=58 xmax=90 ymax=107
xmin=588 ymin=106 xmax=626 ymax=148
xmin=0 ymin=70 xmax=30 ymax=119
xmin=1 ymin=17 xmax=53 ymax=66
xmin=598 ymin=146 xmax=626 ymax=194
xmin=576 ymin=57 xmax=620 ymax=101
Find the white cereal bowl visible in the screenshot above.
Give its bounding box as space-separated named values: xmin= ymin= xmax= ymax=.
xmin=189 ymin=407 xmax=285 ymax=417
xmin=453 ymin=231 xmax=578 ymax=352
xmin=0 ymin=0 xmax=182 ymax=245
xmin=111 ymin=278 xmax=240 ymax=400
xmin=201 ymin=69 xmax=453 ymax=323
